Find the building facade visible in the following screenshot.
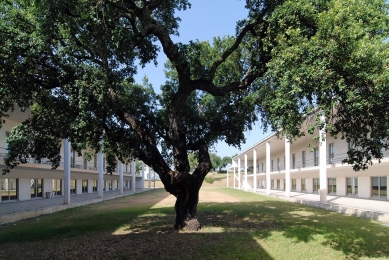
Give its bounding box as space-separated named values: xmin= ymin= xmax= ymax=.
xmin=230 ymin=122 xmax=389 ymax=202
xmin=0 ymin=109 xmax=148 ymax=203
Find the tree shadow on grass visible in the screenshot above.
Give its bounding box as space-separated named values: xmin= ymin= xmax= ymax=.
xmin=1 ymin=190 xmax=389 ymax=259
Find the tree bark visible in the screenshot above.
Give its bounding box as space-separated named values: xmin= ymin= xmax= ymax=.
xmin=173 ymin=175 xmax=202 ymax=231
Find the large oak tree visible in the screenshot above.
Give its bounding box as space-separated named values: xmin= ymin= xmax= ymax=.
xmin=1 ymin=0 xmax=389 ymax=230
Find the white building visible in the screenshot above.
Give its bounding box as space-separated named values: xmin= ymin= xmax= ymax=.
xmin=230 ymin=119 xmax=388 ymax=202
xmin=0 ymin=109 xmax=147 ymax=203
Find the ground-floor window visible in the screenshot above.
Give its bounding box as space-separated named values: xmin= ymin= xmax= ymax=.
xmin=372 ymin=177 xmax=387 ymax=198
xmin=313 ymin=178 xmax=320 ymax=193
xmin=114 ymin=180 xmax=118 ymax=190
xmin=109 ymin=180 xmax=113 ymax=191
xmin=347 ymin=177 xmax=358 ymax=196
xmin=292 ymin=179 xmax=296 ymax=191
xmin=82 ymin=180 xmax=88 ymax=193
xmin=31 ymin=179 xmax=43 ymax=198
xmin=70 ymin=180 xmax=76 ymax=194
xmin=93 ymin=180 xmax=98 ymax=192
xmin=277 ymin=179 xmax=280 ymax=190
xmin=103 ymin=180 xmax=106 ymax=191
xmin=328 ymin=178 xmax=336 ymax=194
xmin=271 ymin=179 xmax=274 ymax=189
xmin=301 ymin=178 xmax=306 ymax=191
xmin=52 ymin=179 xmax=62 ymax=196
xmin=1 ymin=178 xmax=18 ymax=201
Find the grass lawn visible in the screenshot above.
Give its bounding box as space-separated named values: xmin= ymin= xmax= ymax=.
xmin=0 ymin=186 xmax=388 ymax=259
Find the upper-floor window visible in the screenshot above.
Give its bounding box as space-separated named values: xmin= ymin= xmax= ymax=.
xmin=329 ymin=143 xmax=335 ymax=164
xmin=302 ymin=151 xmax=306 ymax=168
xmin=277 ymin=158 xmax=280 ymax=171
xmin=314 ymin=147 xmax=319 ymax=166
xmin=292 ymin=153 xmax=295 ymax=169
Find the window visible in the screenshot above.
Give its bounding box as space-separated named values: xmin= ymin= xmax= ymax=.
xmin=103 ymin=180 xmax=106 ymax=191
xmin=277 ymin=158 xmax=280 ymax=171
xmin=71 ymin=150 xmax=76 ymax=168
xmin=109 ymin=180 xmax=113 ymax=190
xmin=301 ymin=178 xmax=306 ymax=191
xmin=328 ymin=178 xmax=336 ymax=194
xmin=261 ymin=162 xmax=263 ymax=172
xmin=114 ymin=180 xmax=118 ymax=190
xmin=292 ymin=179 xmax=296 ymax=191
xmin=70 ymin=180 xmax=76 ymax=194
xmin=372 ymin=177 xmax=387 ymax=198
xmin=31 ymin=179 xmax=43 ymax=198
xmin=292 ymin=154 xmax=295 ymax=169
xmin=329 ymin=143 xmax=334 ymax=164
xmin=271 ymin=179 xmax=274 ymax=189
xmin=302 ymin=151 xmax=306 ymax=168
xmin=313 ymin=178 xmax=320 ymax=193
xmin=277 ymin=179 xmax=280 ymax=190
xmin=93 ymin=180 xmax=98 ymax=192
xmin=52 ymin=179 xmax=62 ymax=196
xmin=83 ymin=157 xmax=88 ymax=169
xmin=82 ymin=180 xmax=88 ymax=193
xmin=271 ymin=160 xmax=274 ymax=171
xmin=314 ymin=148 xmax=319 ymax=166
xmin=347 ymin=177 xmax=358 ymax=196
xmin=1 ymin=178 xmax=18 ymax=201
xmin=94 ymin=155 xmax=97 ymax=170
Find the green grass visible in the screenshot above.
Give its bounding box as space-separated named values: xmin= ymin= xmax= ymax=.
xmin=1 ymin=187 xmax=389 ymax=260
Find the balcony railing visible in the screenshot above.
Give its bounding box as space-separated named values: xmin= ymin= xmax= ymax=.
xmin=236 ymin=150 xmax=389 ymax=173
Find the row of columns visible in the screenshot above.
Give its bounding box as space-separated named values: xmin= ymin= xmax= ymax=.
xmin=232 ymin=127 xmax=328 ymax=202
xmin=63 ymin=139 xmax=154 ymax=205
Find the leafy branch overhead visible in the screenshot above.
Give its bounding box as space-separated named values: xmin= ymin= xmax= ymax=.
xmin=1 ymin=0 xmax=389 ymax=229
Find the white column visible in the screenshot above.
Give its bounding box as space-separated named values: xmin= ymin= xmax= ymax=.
xmin=285 ymin=137 xmax=291 ymax=198
xmin=153 ymin=169 xmax=156 ymax=188
xmin=266 ymin=141 xmax=271 ymax=195
xmin=319 ymin=115 xmax=327 ymax=203
xmin=98 ymin=151 xmax=103 ymax=198
xmin=233 ymin=166 xmax=236 ymax=188
xmin=244 ymin=154 xmax=248 ymax=191
xmin=63 ymin=138 xmax=71 ymax=205
xmin=119 ymin=162 xmax=123 ymax=195
xmin=227 ymin=169 xmax=229 ymax=188
xmin=141 ymin=162 xmax=145 ymax=191
xmin=253 ymin=148 xmax=257 ymax=193
xmin=131 ymin=158 xmax=136 ymax=193
xmin=238 ymin=157 xmax=241 ymax=189
xmin=148 ymin=167 xmax=151 ymax=189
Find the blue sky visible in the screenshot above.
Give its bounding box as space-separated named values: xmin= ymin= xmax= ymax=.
xmin=133 ymin=0 xmax=270 ymax=158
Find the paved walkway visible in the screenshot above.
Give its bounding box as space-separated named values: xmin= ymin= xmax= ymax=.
xmin=243 ymin=188 xmax=389 ymax=224
xmin=0 ymin=188 xmax=153 ymax=225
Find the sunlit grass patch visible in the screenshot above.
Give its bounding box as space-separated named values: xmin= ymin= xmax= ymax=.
xmin=1 ymin=188 xmax=389 ymax=260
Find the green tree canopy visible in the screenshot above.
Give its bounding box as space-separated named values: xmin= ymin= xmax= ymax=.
xmin=1 ymin=0 xmax=389 ymax=230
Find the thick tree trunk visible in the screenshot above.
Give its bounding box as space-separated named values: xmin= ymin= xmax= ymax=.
xmin=174 ymin=182 xmax=201 ymax=231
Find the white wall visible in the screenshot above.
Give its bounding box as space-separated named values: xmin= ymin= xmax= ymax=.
xmin=76 ymin=179 xmax=82 ymax=194
xmin=336 ymin=177 xmax=346 ymax=196
xmin=18 ymin=178 xmax=31 ymax=201
xmin=358 ymin=176 xmax=371 ymax=199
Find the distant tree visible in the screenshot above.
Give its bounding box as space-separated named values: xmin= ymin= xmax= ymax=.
xmin=2 ymin=0 xmax=389 ymax=230
xmin=136 ymin=161 xmax=142 ymax=174
xmin=219 ymin=156 xmax=232 ymax=172
xmin=210 ymin=153 xmax=222 ymax=172
xmin=187 ymin=152 xmax=198 ymax=172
